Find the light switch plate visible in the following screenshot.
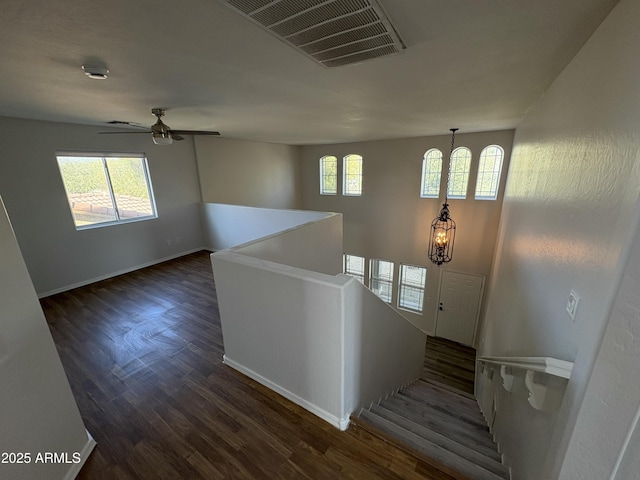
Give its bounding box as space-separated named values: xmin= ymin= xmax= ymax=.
xmin=566 ymin=289 xmax=580 ymax=321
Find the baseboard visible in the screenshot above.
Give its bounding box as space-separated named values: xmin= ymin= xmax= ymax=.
xmin=223 ymin=355 xmax=350 ymax=431
xmin=62 ymin=429 xmax=96 ymax=480
xmin=38 ymin=247 xmax=209 ymax=298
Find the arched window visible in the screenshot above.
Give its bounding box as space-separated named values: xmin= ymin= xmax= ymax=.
xmin=420 ymin=149 xmax=442 ymax=198
xmin=319 ymin=155 xmax=337 ymax=195
xmin=447 ymin=147 xmax=472 ymax=199
xmin=475 ymin=145 xmax=504 ymax=200
xmin=343 ymin=154 xmax=363 ymax=196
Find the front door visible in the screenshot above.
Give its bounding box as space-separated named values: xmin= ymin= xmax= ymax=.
xmin=435 ymin=270 xmax=485 ymax=346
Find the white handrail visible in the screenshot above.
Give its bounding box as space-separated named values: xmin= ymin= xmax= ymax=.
xmin=477 ymin=356 xmax=573 ymax=379
xmin=477 ymin=356 xmax=573 ymax=412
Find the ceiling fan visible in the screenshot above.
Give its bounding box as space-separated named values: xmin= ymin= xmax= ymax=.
xmin=100 ymin=108 xmax=220 ymax=145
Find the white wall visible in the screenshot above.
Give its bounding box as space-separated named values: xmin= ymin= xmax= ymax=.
xmin=210 ymin=206 xmax=426 ymax=429
xmin=343 ymin=278 xmax=426 ymax=414
xmin=212 ymin=251 xmax=349 ymax=428
xmin=477 ymin=0 xmax=640 ymax=477
xmin=559 ymin=187 xmax=640 ymax=480
xmin=201 ymin=202 xmax=333 ymax=251
xmin=0 ymin=196 xmax=95 ymax=480
xmin=195 ymin=136 xmax=300 ymax=209
xmin=233 ymin=213 xmax=343 ymax=275
xmin=299 ymin=130 xmax=514 ymax=335
xmin=0 ymin=116 xmax=205 ymax=296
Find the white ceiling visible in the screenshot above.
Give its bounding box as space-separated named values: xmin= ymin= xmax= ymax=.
xmin=0 ymin=0 xmax=619 ymax=145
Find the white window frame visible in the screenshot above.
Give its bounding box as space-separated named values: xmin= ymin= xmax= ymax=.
xmin=475 ymin=145 xmax=504 ymax=200
xmin=343 ymin=154 xmax=363 ymax=196
xmin=56 ymin=151 xmax=157 ymax=230
xmin=369 ymin=258 xmax=394 ymax=303
xmin=447 ymin=146 xmax=472 ymax=199
xmin=398 ymin=264 xmax=427 ymax=313
xmin=319 ymin=155 xmax=338 ymax=195
xmin=344 ymin=254 xmax=366 ymax=284
xmin=420 ymin=148 xmax=443 ymax=198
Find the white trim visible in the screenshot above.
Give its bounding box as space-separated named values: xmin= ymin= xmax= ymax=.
xmin=62 ymin=429 xmax=96 ymax=480
xmin=223 ymin=355 xmax=350 ymax=431
xmin=38 ymin=247 xmax=209 ymax=298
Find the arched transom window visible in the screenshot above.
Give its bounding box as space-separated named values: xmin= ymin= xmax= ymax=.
xmin=447 ymin=147 xmax=472 ymax=199
xmin=475 ymin=145 xmax=504 ymax=200
xmin=420 ymin=148 xmax=442 ymax=198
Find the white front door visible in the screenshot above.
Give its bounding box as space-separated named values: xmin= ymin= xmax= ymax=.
xmin=435 ymin=270 xmax=485 ymax=346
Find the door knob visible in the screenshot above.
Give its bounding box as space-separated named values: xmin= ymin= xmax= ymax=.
xmin=439 ymin=302 xmax=443 ymax=311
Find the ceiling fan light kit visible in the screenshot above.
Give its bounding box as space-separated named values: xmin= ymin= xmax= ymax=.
xmin=82 ymin=64 xmax=109 ymax=80
xmin=152 ymin=134 xmax=173 ymax=145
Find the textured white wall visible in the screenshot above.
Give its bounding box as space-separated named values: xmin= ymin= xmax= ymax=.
xmin=299 ymin=130 xmax=514 ymax=335
xmin=477 ymin=0 xmax=640 ymax=477
xmin=0 ymin=116 xmax=205 ymax=296
xmin=0 ymin=197 xmax=94 ymax=480
xmin=559 ymin=194 xmax=640 ymax=479
xmin=195 ymin=136 xmax=300 ymax=209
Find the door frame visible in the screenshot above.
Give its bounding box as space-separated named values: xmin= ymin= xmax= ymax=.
xmin=434 ymin=269 xmax=485 ymax=347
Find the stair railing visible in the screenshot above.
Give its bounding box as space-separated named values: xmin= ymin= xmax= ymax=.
xmin=477 ymin=356 xmax=573 ymax=412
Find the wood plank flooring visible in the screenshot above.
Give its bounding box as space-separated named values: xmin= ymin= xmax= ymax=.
xmin=41 ymin=251 xmax=458 ymax=480
xmin=422 ymin=336 xmax=476 ymax=395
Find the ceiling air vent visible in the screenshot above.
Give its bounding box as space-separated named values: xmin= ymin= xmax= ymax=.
xmin=221 ymin=0 xmax=405 ymax=67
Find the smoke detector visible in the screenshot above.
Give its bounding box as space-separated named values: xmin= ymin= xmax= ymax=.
xmin=82 ymin=64 xmax=109 ymax=79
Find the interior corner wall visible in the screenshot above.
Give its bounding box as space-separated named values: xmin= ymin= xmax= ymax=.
xmin=0 ymin=116 xmax=205 ymax=296
xmin=299 ymin=130 xmax=514 ymax=334
xmin=477 ymin=0 xmax=640 ymax=477
xmin=194 ymin=136 xmax=301 ymax=209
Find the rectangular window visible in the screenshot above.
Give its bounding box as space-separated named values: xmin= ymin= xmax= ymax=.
xmin=398 ymin=264 xmax=427 ymax=313
xmin=320 ymin=155 xmax=338 ymax=195
xmin=370 ymin=258 xmax=394 ymax=303
xmin=56 ymin=152 xmax=156 ymax=229
xmin=343 ymin=154 xmax=363 ymax=196
xmin=344 ymin=254 xmax=365 ymax=284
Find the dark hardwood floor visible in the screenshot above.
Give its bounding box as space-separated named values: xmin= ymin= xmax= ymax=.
xmin=41 ymin=251 xmax=459 ymax=480
xmin=422 ymin=336 xmax=476 ymax=395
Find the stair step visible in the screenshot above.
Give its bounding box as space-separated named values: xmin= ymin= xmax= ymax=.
xmin=377 ymin=396 xmax=500 ymax=460
xmin=397 ymin=392 xmax=491 ymax=435
xmin=369 ymin=405 xmax=507 ymax=477
xmin=359 ymin=409 xmax=509 ymax=480
xmin=397 ymin=390 xmax=488 ymax=431
xmin=420 ymin=376 xmax=476 ymax=400
xmin=383 ymin=391 xmax=489 ymax=437
xmin=405 ymin=381 xmax=486 ymax=423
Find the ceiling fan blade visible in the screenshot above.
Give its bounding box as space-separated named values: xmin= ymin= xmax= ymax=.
xmin=106 ymin=121 xmax=149 ymax=129
xmin=170 ymin=130 xmax=220 ymax=136
xmin=172 ymin=134 xmax=185 ymax=141
xmin=98 ymin=131 xmax=152 ymax=134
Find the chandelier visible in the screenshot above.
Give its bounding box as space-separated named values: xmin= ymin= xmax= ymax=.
xmin=428 ymin=128 xmax=458 ymax=266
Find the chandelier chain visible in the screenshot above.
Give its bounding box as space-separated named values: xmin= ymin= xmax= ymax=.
xmin=444 ymin=128 xmax=458 ymax=202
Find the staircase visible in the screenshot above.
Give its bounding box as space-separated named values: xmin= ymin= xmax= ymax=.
xmin=351 ymin=337 xmax=509 ymax=480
